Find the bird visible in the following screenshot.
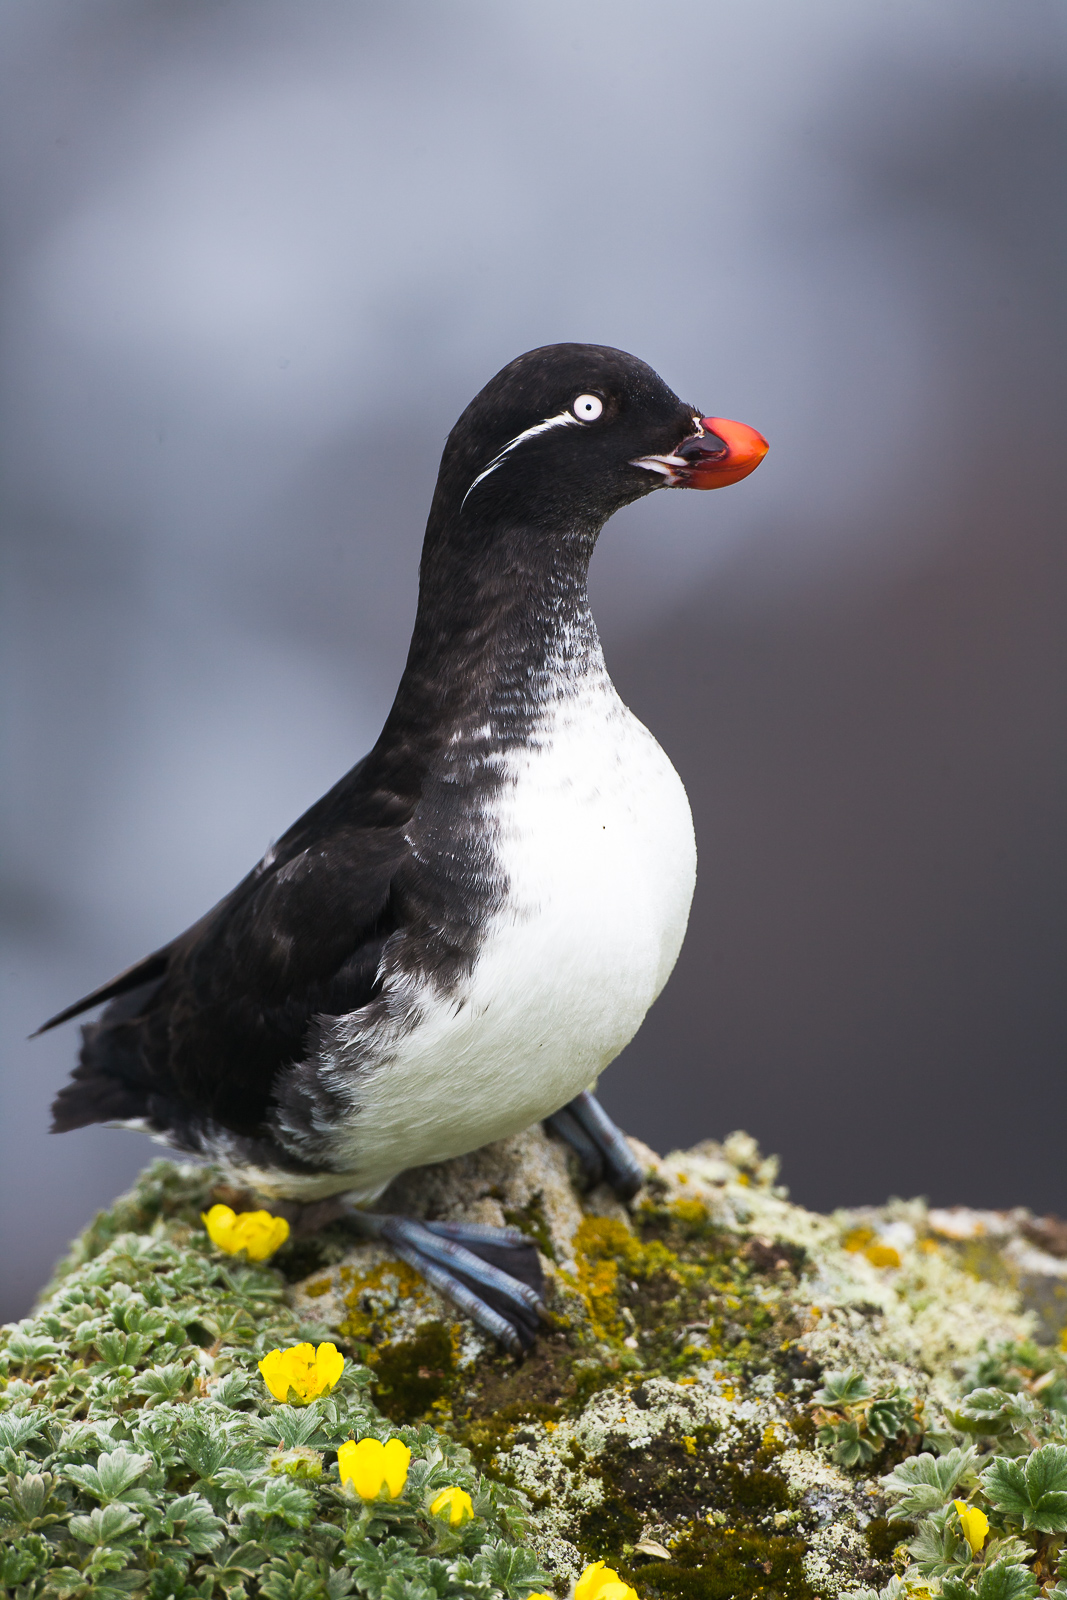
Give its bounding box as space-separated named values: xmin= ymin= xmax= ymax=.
xmin=37 ymin=343 xmax=768 ymax=1351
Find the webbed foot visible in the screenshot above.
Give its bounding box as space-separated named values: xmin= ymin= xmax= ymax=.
xmin=339 ymin=1210 xmax=545 ymax=1355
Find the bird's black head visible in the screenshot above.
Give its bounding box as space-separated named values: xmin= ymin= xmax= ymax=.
xmin=429 ymin=343 xmax=768 ymax=541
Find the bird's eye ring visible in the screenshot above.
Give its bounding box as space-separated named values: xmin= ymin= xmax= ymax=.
xmin=572 ymin=394 xmax=603 ymax=422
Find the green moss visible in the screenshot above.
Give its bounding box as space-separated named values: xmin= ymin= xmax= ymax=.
xmin=369 ymin=1320 xmax=456 ymax=1423
xmin=864 ymin=1517 xmax=909 ymax=1560
xmin=504 ymin=1195 xmax=557 ymax=1263
xmin=715 ymin=1454 xmax=791 ymax=1513
xmin=570 ymin=1360 xmax=632 ymax=1410
xmin=575 ymin=1426 xmax=795 ymax=1575
xmin=631 ymin=1520 xmax=814 ymax=1600
xmin=577 ymin=1489 xmax=643 ymax=1554
xmin=461 ymin=1400 xmax=563 ymax=1470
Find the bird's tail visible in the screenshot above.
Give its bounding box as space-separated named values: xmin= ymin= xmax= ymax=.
xmin=49 ymin=978 xmax=167 ymax=1133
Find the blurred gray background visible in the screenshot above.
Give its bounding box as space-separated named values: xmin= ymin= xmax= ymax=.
xmin=3 ymin=0 xmax=1066 ymax=1321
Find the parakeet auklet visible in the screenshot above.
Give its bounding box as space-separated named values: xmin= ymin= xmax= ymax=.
xmin=38 ymin=344 xmax=767 ymax=1351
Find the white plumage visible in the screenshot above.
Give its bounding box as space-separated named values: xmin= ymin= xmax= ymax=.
xmin=301 ymin=644 xmax=696 ymax=1204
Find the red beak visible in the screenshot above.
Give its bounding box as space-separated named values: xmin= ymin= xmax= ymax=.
xmin=632 ymin=415 xmax=768 ymax=490
xmin=674 ymin=416 xmax=769 ymax=489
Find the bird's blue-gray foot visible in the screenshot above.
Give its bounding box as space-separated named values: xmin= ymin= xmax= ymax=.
xmin=341 ymin=1211 xmax=545 ymax=1355
xmin=544 ymin=1089 xmax=644 ymax=1201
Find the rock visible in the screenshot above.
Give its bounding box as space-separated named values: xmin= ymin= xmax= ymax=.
xmin=3 ymin=1128 xmax=1065 ymax=1600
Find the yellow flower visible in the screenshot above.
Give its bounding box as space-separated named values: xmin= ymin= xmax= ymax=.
xmin=574 ymin=1560 xmax=639 ymax=1600
xmin=258 ymin=1341 xmax=344 ymax=1403
xmin=682 ymin=1436 xmax=697 ymax=1456
xmin=430 ymin=1486 xmax=474 ymax=1527
xmin=953 ymin=1500 xmax=989 ymax=1556
xmin=337 ymin=1437 xmax=411 ymax=1500
xmin=202 ymin=1204 xmax=289 ymax=1261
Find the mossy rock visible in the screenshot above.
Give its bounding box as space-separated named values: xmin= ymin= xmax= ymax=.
xmin=3 ymin=1128 xmax=1065 ymax=1600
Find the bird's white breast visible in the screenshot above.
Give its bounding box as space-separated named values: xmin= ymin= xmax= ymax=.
xmin=324 ymin=664 xmax=697 ymax=1201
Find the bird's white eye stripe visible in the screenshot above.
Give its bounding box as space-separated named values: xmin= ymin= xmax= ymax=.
xmin=572 ymin=393 xmax=603 ymax=421
xmin=461 ymin=410 xmax=579 ymax=508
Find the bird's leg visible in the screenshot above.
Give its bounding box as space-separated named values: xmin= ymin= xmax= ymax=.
xmin=541 ymin=1105 xmax=604 ymax=1188
xmin=337 ymin=1208 xmax=545 ymax=1356
xmin=544 ymin=1089 xmax=644 ymax=1201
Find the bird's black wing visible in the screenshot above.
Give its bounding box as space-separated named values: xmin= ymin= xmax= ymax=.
xmin=34 ymin=948 xmax=173 ymax=1035
xmin=47 ymin=757 xmax=417 ymax=1142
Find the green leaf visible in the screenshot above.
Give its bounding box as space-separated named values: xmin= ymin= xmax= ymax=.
xmin=0 ymin=1469 xmax=65 ymax=1529
xmin=209 ymin=1370 xmax=259 ymax=1409
xmin=327 ymin=1569 xmax=358 ymax=1600
xmin=831 ymin=1420 xmax=877 ymax=1468
xmin=907 ymin=1509 xmax=969 ymax=1577
xmin=96 ymin=1330 xmax=154 ymax=1370
xmin=1020 ymin=1442 xmax=1067 ymax=1529
xmin=343 ymin=1537 xmax=422 ymax=1599
xmin=472 ymin=1544 xmax=551 ymax=1597
xmin=5 ymin=1331 xmax=60 ymax=1367
xmin=112 ymin=1302 xmax=169 ymax=1339
xmin=42 ymin=1565 xmax=92 ymax=1599
xmin=813 ymin=1369 xmax=872 ymax=1407
xmin=0 ymin=1414 xmax=45 ymax=1452
xmin=953 ymin=1390 xmax=1041 ymax=1438
xmin=253 ymin=1406 xmax=329 ymax=1450
xmin=982 ymin=1447 xmax=1067 ymax=1532
xmin=64 ymin=1447 xmax=153 ymax=1505
xmin=981 ymin=1535 xmax=1033 ymax=1569
xmin=133 ymin=1362 xmax=195 ymax=1404
xmin=144 ymin=1491 xmax=226 ymax=1553
xmin=202 ymin=1539 xmax=272 ymax=1582
xmin=179 ymin=1416 xmax=257 ymax=1481
xmin=68 ymin=1502 xmax=143 ymax=1547
xmin=881 ymin=1448 xmax=980 ymax=1519
xmin=868 ymin=1394 xmax=916 ymax=1441
xmin=973 ymin=1560 xmax=1039 ymax=1600
xmin=141 ymin=1557 xmax=216 ymax=1599
xmin=234 ymin=1475 xmax=316 ymax=1529
xmin=0 ymin=1532 xmax=52 ymax=1586
xmin=258 ymin=1550 xmax=351 ymax=1600
xmin=380 ymin=1574 xmax=437 ymax=1600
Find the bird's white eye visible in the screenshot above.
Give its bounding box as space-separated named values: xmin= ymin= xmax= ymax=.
xmin=572 ymin=393 xmax=603 ymax=422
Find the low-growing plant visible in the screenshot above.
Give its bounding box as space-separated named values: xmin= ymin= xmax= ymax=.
xmin=843 ymin=1340 xmax=1067 ymax=1600
xmin=809 ymin=1368 xmax=921 ymax=1468
xmin=0 ymin=1162 xmax=548 ymax=1600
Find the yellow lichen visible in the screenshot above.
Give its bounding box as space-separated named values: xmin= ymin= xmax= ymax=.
xmin=338 ymin=1259 xmax=431 ymax=1341
xmin=842 ymin=1227 xmax=901 ymax=1269
xmin=568 ymin=1216 xmax=685 ymax=1342
xmin=865 ymin=1243 xmax=902 ymax=1269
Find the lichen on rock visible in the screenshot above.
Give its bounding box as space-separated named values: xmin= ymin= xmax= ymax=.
xmin=3 ymin=1128 xmax=1065 ymax=1600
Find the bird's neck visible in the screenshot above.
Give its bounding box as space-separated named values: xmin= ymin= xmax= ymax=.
xmin=386 ymin=521 xmax=607 ymax=752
